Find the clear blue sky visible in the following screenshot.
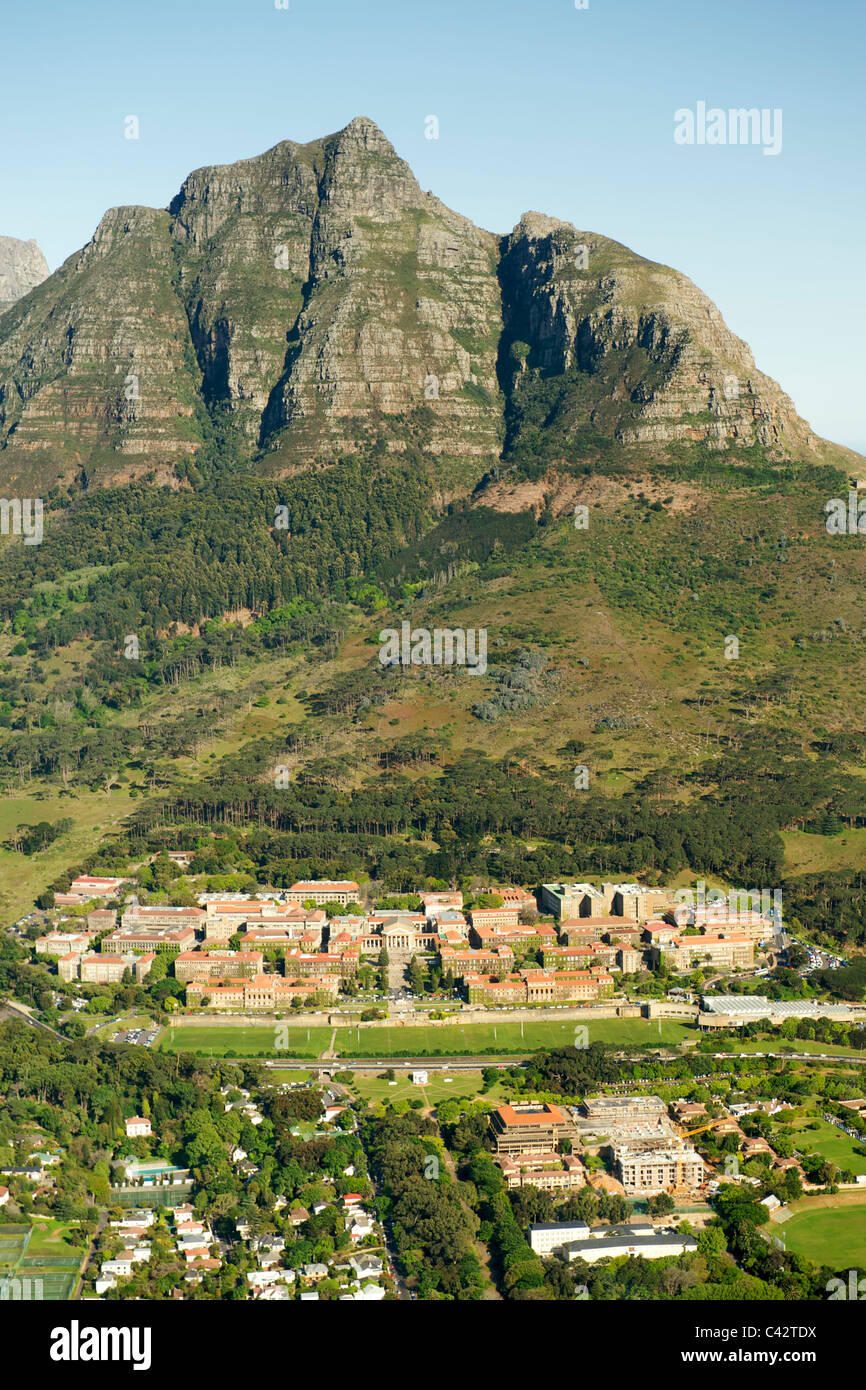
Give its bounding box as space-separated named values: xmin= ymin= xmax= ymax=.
xmin=2 ymin=0 xmax=864 ymax=451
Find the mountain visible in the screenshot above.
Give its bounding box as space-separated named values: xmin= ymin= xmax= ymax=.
xmin=2 ymin=119 xmax=866 ymax=931
xmin=0 ymin=118 xmax=856 ymax=494
xmin=0 ymin=235 xmax=49 ymax=315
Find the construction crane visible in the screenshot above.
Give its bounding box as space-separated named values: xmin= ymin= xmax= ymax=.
xmin=672 ymin=1123 xmax=723 ymax=1189
xmin=684 ymin=1122 xmax=721 ymax=1139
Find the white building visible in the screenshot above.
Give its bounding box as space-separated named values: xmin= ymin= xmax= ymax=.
xmin=561 ymin=1224 xmax=698 ymax=1264
xmin=125 ymin=1116 xmax=152 ymax=1139
xmin=529 ymin=1222 xmax=591 ymax=1257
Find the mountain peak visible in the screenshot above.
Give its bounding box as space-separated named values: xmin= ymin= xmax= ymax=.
xmin=334 ymin=115 xmax=394 ymax=151
xmin=512 ymin=210 xmax=574 ymax=240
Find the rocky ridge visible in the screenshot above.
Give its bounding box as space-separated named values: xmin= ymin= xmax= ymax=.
xmin=0 ymin=119 xmax=854 ymax=491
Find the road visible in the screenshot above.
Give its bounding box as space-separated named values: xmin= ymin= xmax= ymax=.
xmin=0 ymin=997 xmax=66 ymax=1039
xmin=260 ymin=1057 xmax=530 ymax=1071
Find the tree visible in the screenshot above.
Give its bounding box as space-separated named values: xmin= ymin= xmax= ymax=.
xmin=647 ymin=1191 xmax=676 ymax=1217
xmin=408 ymin=956 xmax=426 ymax=995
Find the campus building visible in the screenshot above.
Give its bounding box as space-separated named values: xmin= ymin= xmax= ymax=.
xmin=283 ymin=949 xmax=359 ymax=978
xmin=614 ymin=1143 xmax=705 ymax=1194
xmin=498 ymin=1153 xmax=586 ymax=1192
xmin=120 ymin=906 xmax=205 ymax=931
xmin=489 ymin=1103 xmax=577 ymax=1157
xmin=462 ymin=968 xmax=614 ymax=1005
xmin=600 ymin=883 xmax=673 ymax=922
xmin=437 ymin=945 xmax=516 ymax=975
xmin=173 ymin=950 xmax=265 ymax=983
xmin=469 ymin=922 xmax=557 ymax=950
xmin=103 ymin=927 xmax=197 ymax=955
xmin=466 ymin=906 xmax=521 ymax=931
xmin=285 ymin=881 xmax=361 ymax=907
xmin=204 ymin=900 xmax=325 ymax=943
xmin=539 ymin=884 xmax=606 ymax=920
xmin=186 ymin=974 xmax=340 ymax=1011
xmin=655 ymin=933 xmax=755 ymax=971
xmin=59 ymin=952 xmax=154 ymax=984
xmin=531 ymin=1222 xmax=698 ymax=1263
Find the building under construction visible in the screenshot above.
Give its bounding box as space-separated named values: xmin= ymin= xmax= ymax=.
xmin=614 ymin=1142 xmax=705 ymax=1194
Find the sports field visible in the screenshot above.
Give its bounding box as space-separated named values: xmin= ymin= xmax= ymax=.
xmin=156 ymin=1015 xmax=692 ymax=1058
xmin=0 ymin=1220 xmax=83 ymax=1300
xmin=156 ymin=1025 xmax=332 ymax=1057
xmin=781 ymin=1201 xmax=866 ymax=1266
xmin=332 ymin=1017 xmax=692 ymax=1056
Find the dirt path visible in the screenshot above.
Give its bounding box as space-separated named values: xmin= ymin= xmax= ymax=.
xmin=74 ymin=1210 xmax=106 ymax=1300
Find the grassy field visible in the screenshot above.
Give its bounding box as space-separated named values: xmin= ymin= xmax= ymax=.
xmin=155 ymin=1015 xmax=692 ymax=1058
xmin=0 ymin=788 xmax=136 ymax=928
xmin=265 ymin=1068 xmax=312 ymax=1085
xmin=332 ymin=1017 xmax=692 ymax=1057
xmin=781 ymin=1200 xmax=866 ymax=1266
xmin=348 ymin=1069 xmax=512 ymax=1109
xmin=156 ymin=1025 xmax=332 ymax=1057
xmin=782 ymin=827 xmax=866 ymax=876
xmin=24 ymin=1218 xmax=82 ymax=1258
xmin=735 ymin=1038 xmax=866 ymax=1058
xmin=786 ymin=1114 xmax=866 ymax=1175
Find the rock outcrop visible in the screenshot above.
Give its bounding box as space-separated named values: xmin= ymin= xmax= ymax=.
xmin=0 ymin=120 xmax=852 ymax=490
xmin=0 ymin=236 xmax=49 ymax=314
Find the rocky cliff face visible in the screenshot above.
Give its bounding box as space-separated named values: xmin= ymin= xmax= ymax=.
xmin=498 ymin=213 xmax=811 ymax=459
xmin=170 ymin=117 xmax=503 ymax=466
xmin=0 ymin=236 xmax=49 ymax=314
xmin=0 ymin=120 xmax=852 ymax=491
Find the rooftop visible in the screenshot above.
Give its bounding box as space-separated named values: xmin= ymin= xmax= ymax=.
xmin=494 ymin=1103 xmax=567 ymax=1126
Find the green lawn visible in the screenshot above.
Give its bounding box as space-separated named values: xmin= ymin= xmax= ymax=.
xmin=349 ymin=1069 xmax=512 ymax=1108
xmin=735 ymin=1038 xmax=866 ymax=1058
xmin=782 ymin=826 xmax=866 ymax=877
xmin=332 ymin=1017 xmax=692 ymax=1057
xmin=786 ymin=1115 xmax=866 ymax=1175
xmin=154 ymin=1015 xmax=692 ymax=1059
xmin=155 ymin=1025 xmax=332 ymax=1057
xmin=781 ymin=1204 xmax=866 ymax=1266
xmin=24 ymin=1218 xmax=83 ymax=1259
